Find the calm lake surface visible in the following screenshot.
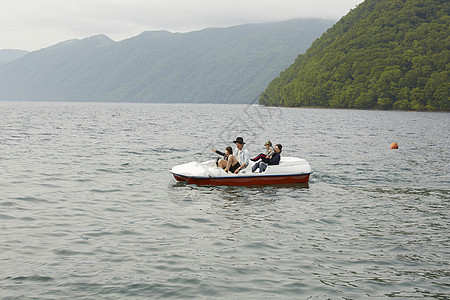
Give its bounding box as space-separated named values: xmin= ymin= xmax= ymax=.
xmin=0 ymin=102 xmax=449 ymax=299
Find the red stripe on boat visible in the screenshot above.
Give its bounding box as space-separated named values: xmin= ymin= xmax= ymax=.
xmin=172 ymin=172 xmax=310 ymax=186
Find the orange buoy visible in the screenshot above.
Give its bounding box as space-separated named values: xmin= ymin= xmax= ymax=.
xmin=390 ymin=142 xmax=398 ymax=149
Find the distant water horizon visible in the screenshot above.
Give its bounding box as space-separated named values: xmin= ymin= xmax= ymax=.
xmin=1 ymin=100 xmax=449 ymax=112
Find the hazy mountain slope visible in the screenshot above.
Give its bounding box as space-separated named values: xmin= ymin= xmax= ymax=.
xmin=0 ymin=49 xmax=29 ymax=65
xmin=0 ymin=18 xmax=335 ymax=103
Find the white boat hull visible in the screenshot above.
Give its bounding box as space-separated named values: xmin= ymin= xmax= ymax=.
xmin=170 ymin=157 xmax=312 ymax=186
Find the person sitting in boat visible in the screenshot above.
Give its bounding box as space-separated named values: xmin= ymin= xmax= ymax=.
xmin=250 ymin=141 xmax=275 ymax=161
xmin=212 ymin=146 xmax=232 ymax=166
xmin=226 ymin=136 xmax=250 ymax=174
xmin=232 ymin=137 xmax=250 ymax=173
xmin=212 ymin=146 xmax=241 ymax=173
xmin=252 ymin=144 xmax=282 ymax=173
xmin=214 ymin=137 xmax=249 ymax=173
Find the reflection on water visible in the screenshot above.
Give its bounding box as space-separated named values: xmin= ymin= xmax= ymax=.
xmin=168 ymin=180 xmax=309 ymax=206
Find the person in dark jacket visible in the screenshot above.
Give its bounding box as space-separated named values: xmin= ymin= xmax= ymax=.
xmin=252 ymin=144 xmax=282 ymax=173
xmin=212 ymin=146 xmax=241 ymax=173
xmin=212 ymin=146 xmax=232 ymax=161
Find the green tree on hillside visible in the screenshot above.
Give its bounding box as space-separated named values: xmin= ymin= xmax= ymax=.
xmin=260 ymin=0 xmax=450 ymax=111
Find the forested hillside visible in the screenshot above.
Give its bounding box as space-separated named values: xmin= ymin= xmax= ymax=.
xmin=260 ymin=0 xmax=449 ymax=111
xmin=0 ymin=19 xmax=334 ymax=103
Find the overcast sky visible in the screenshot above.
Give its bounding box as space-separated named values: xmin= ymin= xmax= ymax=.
xmin=1 ymin=0 xmax=364 ymax=51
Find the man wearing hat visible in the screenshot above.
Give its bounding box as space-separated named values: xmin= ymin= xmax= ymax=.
xmin=232 ymin=137 xmax=250 ymax=174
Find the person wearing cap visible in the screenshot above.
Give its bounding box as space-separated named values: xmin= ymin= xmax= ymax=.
xmin=250 ymin=141 xmax=275 ymax=162
xmin=230 ymin=137 xmax=250 ymax=174
xmin=252 ymin=144 xmax=282 ymax=173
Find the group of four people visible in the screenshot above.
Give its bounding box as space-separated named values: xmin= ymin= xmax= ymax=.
xmin=212 ymin=137 xmax=282 ymax=174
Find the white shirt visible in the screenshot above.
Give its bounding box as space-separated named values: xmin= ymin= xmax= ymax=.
xmin=234 ymin=145 xmax=249 ymax=169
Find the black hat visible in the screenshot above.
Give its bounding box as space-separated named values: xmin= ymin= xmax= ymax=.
xmin=233 ymin=137 xmax=245 ymax=144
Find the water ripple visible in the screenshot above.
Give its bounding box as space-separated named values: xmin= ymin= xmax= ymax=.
xmin=0 ymin=103 xmax=448 ymax=299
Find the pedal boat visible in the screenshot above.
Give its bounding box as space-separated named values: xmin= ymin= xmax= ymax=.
xmin=170 ymin=157 xmax=312 ymax=186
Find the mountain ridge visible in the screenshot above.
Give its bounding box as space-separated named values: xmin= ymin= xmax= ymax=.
xmin=0 ymin=49 xmax=30 ymax=65
xmin=0 ymin=18 xmax=335 ymax=103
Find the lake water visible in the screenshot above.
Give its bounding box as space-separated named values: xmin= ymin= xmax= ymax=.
xmin=0 ymin=102 xmax=449 ymax=299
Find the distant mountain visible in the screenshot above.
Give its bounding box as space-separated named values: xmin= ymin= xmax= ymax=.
xmin=260 ymin=0 xmax=449 ymax=111
xmin=0 ymin=49 xmax=29 ymax=65
xmin=0 ymin=18 xmax=335 ymax=103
